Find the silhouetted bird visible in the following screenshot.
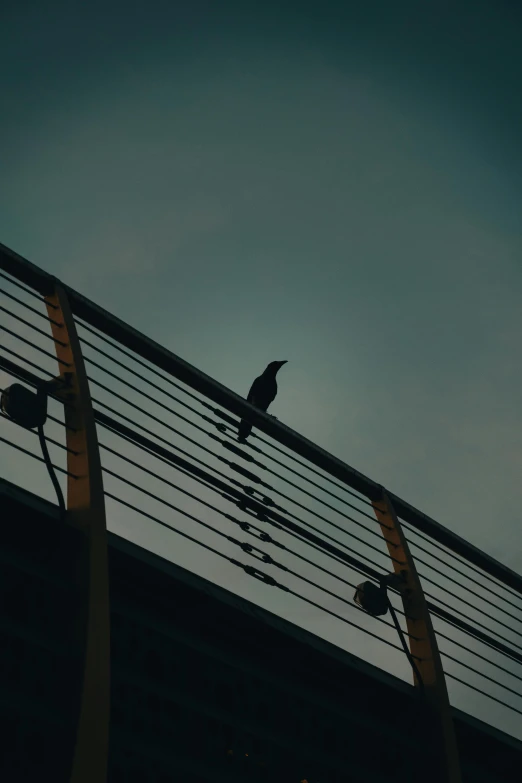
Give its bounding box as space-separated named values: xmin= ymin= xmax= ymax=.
xmin=238 ymin=361 xmax=287 ymax=442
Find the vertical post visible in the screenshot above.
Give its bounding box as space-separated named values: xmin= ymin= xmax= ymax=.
xmin=45 ymin=283 xmax=110 ymax=783
xmin=372 ymin=487 xmax=461 ymax=783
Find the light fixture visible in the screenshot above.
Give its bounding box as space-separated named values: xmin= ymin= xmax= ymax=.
xmin=353 ymin=572 xmax=406 ymax=617
xmin=0 ymin=374 xmax=73 ymax=430
xmin=1 ymin=383 xmax=48 ymax=429
xmin=353 ymin=581 xmax=389 ymax=616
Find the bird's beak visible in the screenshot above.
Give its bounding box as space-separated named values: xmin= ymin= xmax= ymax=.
xmin=279 ymin=361 xmax=287 ymax=366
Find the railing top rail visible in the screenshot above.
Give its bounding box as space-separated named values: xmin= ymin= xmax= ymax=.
xmin=1 ymin=240 xmax=521 ymax=594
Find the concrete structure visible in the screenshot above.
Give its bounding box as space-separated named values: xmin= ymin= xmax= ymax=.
xmin=1 ymin=476 xmax=521 ymax=783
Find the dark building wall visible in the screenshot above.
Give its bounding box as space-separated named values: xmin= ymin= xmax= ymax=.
xmin=107 ymin=540 xmax=429 ymax=783
xmin=1 ymin=478 xmax=521 ymax=783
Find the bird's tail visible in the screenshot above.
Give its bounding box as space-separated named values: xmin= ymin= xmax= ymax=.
xmin=238 ymin=418 xmax=252 ymax=442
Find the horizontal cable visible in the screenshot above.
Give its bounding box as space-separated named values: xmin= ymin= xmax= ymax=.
xmin=106 ymin=402 xmax=394 ymax=564
xmin=420 ymin=569 xmax=522 ymax=643
xmin=405 ymin=528 xmax=522 ymax=618
xmin=46 ymin=411 xmax=75 ymax=432
xmin=0 ymin=286 xmax=62 ymax=326
xmin=0 ymin=344 xmax=56 ymax=378
xmin=431 ymin=605 xmax=522 ymax=667
xmin=98 ymin=408 xmax=521 ymax=655
xmin=80 ymin=338 xmax=384 ymax=537
xmin=104 ymin=489 xmax=417 ymax=656
xmin=249 ymin=429 xmax=375 ymax=508
xmin=83 ymin=354 xmax=395 ymax=551
xmin=96 ymin=403 xmax=240 ymax=497
xmin=0 ymin=303 xmax=67 ymax=346
xmin=80 ymin=335 xmax=216 ymax=423
xmin=426 ymin=588 xmax=522 ymax=656
xmin=77 ymin=319 xmax=219 ymax=410
xmin=91 ymin=395 xmax=408 ymax=621
xmin=238 ymin=434 xmax=380 ymax=522
xmin=6 ymin=314 xmax=519 ymax=683
xmin=95 ymin=416 xmax=398 ymax=577
xmin=97 ymin=416 xmax=414 ymax=628
xmin=70 ymin=314 xmax=522 ymax=616
xmin=445 ymin=671 xmax=522 ymax=718
xmin=404 ymin=520 xmax=522 ymax=605
xmin=414 ymin=551 xmax=522 ymax=629
xmin=76 ymin=318 xmax=375 ymax=510
xmin=0 ymin=433 xmax=77 ymax=477
xmin=89 ymin=404 xmax=403 ymax=623
xmin=0 ymin=323 xmax=69 ymax=366
xmin=440 ymin=649 xmax=522 ymax=700
xmin=88 ymin=381 xmax=394 ymax=575
xmin=82 ymin=359 xmax=394 ymax=561
xmin=0 ymin=413 xmax=77 ymax=454
xmin=244 ymin=453 xmax=393 ymax=539
xmin=215 ymin=414 xmax=376 ymax=511
xmin=0 ymin=270 xmax=50 ymax=305
xmin=105 ymin=489 xmax=231 ymax=558
xmin=97 ymin=427 xmax=394 ymax=578
xmin=104 ymin=462 xmax=411 ymax=637
xmin=228 ymin=492 xmax=411 ymax=621
xmin=2 ymin=347 xmax=518 ymax=670
xmin=436 ymin=627 xmax=522 ymax=685
xmin=90 ymin=384 xmax=232 ymax=467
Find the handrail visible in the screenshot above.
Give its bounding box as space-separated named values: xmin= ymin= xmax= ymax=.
xmin=1 ymin=240 xmax=521 ymax=595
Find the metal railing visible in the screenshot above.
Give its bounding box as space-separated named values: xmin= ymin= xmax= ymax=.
xmin=1 ymin=241 xmax=522 ymax=782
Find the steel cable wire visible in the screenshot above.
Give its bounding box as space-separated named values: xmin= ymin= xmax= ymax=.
xmin=94 ymin=410 xmax=522 ymax=662
xmin=0 ymin=433 xmax=76 ymax=477
xmin=85 ymin=363 xmax=522 ymax=634
xmin=435 ymin=628 xmax=522 ymax=684
xmin=403 ymin=531 xmax=522 ymax=619
xmin=432 ymin=607 xmax=522 ymax=666
xmin=86 ymin=371 xmax=395 ymax=552
xmin=420 ymin=571 xmax=522 ymax=643
xmin=6 ymin=324 xmax=518 ymax=692
xmin=76 ymin=318 xmax=375 ymax=508
xmin=75 ymin=319 xmax=522 ymax=638
xmin=403 ymin=521 xmax=522 ymax=606
xmin=1 ymin=381 xmax=413 ymax=632
xmin=425 ymin=588 xmax=522 ymax=655
xmin=0 ymin=323 xmax=70 ymax=366
xmin=439 ymin=650 xmax=522 ymax=700
xmin=103 ymin=488 xmax=418 ymax=657
xmin=3 ymin=347 xmax=521 ymax=709
xmin=92 ymin=380 xmax=400 ymax=565
xmin=444 ymin=671 xmax=522 ymax=718
xmin=0 ymin=412 xmax=77 ymax=452
xmin=97 ymin=429 xmax=411 ymax=625
xmin=0 ymin=271 xmax=55 ymax=306
xmin=80 ymin=345 xmax=384 ymax=531
xmin=4 ymin=414 xmax=519 ymax=697
xmin=2 ymin=347 xmax=520 ymax=673
xmin=0 ymin=286 xmax=62 ymax=326
xmin=0 ymin=303 xmax=66 ymax=345
xmin=0 ymin=343 xmax=56 ymax=377
xmin=95 ymin=422 xmax=398 ymax=576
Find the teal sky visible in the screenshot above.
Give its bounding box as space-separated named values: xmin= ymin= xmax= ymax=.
xmin=1 ymin=0 xmax=522 ymax=738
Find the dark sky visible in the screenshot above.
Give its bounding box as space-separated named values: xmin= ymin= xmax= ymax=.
xmin=1 ymin=0 xmax=522 ymax=739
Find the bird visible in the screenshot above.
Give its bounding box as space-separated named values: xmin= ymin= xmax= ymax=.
xmin=238 ymin=361 xmax=287 ymax=442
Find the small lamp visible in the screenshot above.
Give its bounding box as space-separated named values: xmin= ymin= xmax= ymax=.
xmin=1 ymin=383 xmax=47 ymax=429
xmin=353 ymin=580 xmax=389 ymax=617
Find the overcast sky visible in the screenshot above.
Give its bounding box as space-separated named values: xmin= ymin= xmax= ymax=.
xmin=1 ymin=0 xmax=522 ymax=742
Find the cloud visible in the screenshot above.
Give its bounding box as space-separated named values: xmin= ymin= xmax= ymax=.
xmin=1 ymin=13 xmax=522 ymax=738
